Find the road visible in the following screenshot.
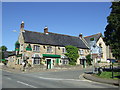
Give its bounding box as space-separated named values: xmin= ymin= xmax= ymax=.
xmin=2 ymin=68 xmax=118 ymax=88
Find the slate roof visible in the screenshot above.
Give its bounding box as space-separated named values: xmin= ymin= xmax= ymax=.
xmin=22 ymin=30 xmax=89 ymax=49
xmin=8 ymin=51 xmax=16 ymax=56
xmin=84 ymin=33 xmax=102 ymax=47
xmin=4 ymin=51 xmax=16 ymax=58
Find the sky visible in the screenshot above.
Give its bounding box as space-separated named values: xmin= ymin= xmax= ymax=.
xmin=2 ymin=2 xmax=112 ymax=51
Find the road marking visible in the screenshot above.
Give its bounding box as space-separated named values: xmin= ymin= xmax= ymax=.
xmin=7 ymin=77 xmax=12 ymax=80
xmin=17 ymin=81 xmax=37 ymax=88
xmin=38 ymin=76 xmax=91 ymax=82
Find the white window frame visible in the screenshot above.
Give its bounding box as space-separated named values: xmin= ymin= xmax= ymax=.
xmin=33 ymin=54 xmax=40 ymax=65
xmin=47 ymin=46 xmax=52 ymax=53
xmin=33 ymin=45 xmax=40 ymax=52
xmin=33 ymin=58 xmax=40 ymax=64
xmin=79 ymin=49 xmax=84 ymax=55
xmin=62 ymin=59 xmax=69 ymax=64
xmin=62 ymin=48 xmax=66 ymax=53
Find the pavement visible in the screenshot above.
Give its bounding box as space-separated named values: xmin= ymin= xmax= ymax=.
xmin=83 ymin=72 xmax=120 ymax=86
xmin=2 ymin=64 xmax=89 ymax=73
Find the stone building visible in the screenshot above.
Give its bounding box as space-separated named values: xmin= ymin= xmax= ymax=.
xmin=7 ymin=22 xmax=115 ymax=69
xmin=8 ymin=21 xmax=89 ymax=69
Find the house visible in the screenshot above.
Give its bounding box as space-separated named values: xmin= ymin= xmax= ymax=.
xmin=7 ymin=51 xmax=16 ymax=67
xmin=1 ymin=51 xmax=14 ymax=64
xmin=4 ymin=51 xmax=14 ymax=60
xmin=83 ymin=33 xmax=114 ymax=63
xmin=8 ymin=21 xmax=89 ymax=69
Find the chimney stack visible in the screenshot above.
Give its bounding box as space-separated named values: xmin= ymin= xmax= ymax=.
xmin=79 ymin=33 xmax=83 ymax=38
xmin=20 ymin=21 xmax=25 ymax=32
xmin=21 ymin=21 xmax=24 ymax=29
xmin=44 ymin=26 xmax=48 ymax=34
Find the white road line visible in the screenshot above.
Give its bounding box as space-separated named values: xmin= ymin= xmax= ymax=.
xmin=7 ymin=77 xmax=12 ymax=80
xmin=38 ymin=76 xmax=91 ymax=82
xmin=17 ymin=81 xmax=37 ymax=88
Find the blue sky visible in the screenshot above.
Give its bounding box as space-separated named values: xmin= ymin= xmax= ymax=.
xmin=2 ymin=2 xmax=111 ymax=51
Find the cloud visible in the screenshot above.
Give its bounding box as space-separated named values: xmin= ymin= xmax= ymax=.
xmin=12 ymin=30 xmax=17 ymax=32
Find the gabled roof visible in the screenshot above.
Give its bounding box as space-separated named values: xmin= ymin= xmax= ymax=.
xmin=22 ymin=30 xmax=88 ymax=49
xmin=84 ymin=33 xmax=102 ymax=47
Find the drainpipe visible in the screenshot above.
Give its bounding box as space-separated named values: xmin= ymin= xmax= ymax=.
xmin=55 ymin=46 xmax=56 ymax=55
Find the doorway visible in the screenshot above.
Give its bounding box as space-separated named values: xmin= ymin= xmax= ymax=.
xmin=47 ymin=59 xmax=51 ymax=69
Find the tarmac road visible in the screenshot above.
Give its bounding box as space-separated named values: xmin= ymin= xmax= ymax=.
xmin=2 ymin=68 xmax=118 ymax=88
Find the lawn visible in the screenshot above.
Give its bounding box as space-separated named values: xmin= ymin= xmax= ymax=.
xmin=96 ymin=71 xmax=120 ymax=79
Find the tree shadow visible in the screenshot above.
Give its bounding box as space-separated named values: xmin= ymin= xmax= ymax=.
xmin=84 ymin=72 xmax=93 ymax=74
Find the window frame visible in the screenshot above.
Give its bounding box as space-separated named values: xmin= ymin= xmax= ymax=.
xmin=62 ymin=48 xmax=66 ymax=54
xmin=47 ymin=46 xmax=52 ymax=53
xmin=79 ymin=49 xmax=84 ymax=55
xmin=33 ymin=58 xmax=40 ymax=64
xmin=33 ymin=45 xmax=40 ymax=52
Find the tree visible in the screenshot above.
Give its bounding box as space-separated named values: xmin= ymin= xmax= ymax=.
xmin=104 ymin=2 xmax=120 ymax=60
xmin=65 ymin=45 xmax=79 ymax=65
xmin=86 ymin=54 xmax=92 ymax=65
xmin=0 ymin=45 xmax=7 ymax=61
xmin=0 ymin=45 xmax=7 ymax=51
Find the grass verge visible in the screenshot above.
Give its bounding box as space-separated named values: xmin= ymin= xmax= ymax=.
xmin=96 ymin=71 xmax=120 ymax=79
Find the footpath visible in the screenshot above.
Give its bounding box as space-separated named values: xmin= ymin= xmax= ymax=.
xmin=1 ymin=64 xmax=87 ymax=73
xmin=83 ymin=72 xmax=120 ymax=86
xmin=83 ymin=63 xmax=120 ymax=86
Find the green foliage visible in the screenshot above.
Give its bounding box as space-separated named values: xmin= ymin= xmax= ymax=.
xmin=2 ymin=52 xmax=4 ymax=59
xmin=16 ymin=54 xmax=22 ymax=57
xmin=104 ymin=2 xmax=120 ymax=60
xmin=15 ymin=41 xmax=20 ymax=51
xmin=98 ymin=61 xmax=101 ymax=63
xmin=26 ymin=44 xmax=32 ymax=51
xmin=65 ymin=45 xmax=79 ymax=65
xmin=0 ymin=45 xmax=7 ymax=51
xmin=0 ymin=46 xmax=7 ymax=60
xmin=86 ymin=54 xmax=92 ymax=65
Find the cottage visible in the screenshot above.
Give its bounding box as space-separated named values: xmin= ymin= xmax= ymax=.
xmin=83 ymin=33 xmax=114 ymax=63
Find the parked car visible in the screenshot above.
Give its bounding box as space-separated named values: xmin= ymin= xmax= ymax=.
xmin=107 ymin=59 xmax=118 ymax=63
